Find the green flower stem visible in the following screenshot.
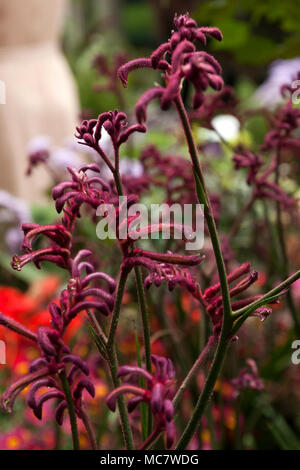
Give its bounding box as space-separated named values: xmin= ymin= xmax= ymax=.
xmin=134 ymin=267 xmax=152 ymax=374
xmin=176 ymin=328 xmax=231 ymax=449
xmin=275 ymin=147 xmax=300 ymax=337
xmin=174 ymin=94 xmax=232 ymax=329
xmin=59 ymin=370 xmax=80 ymax=450
xmin=78 ymin=407 xmax=98 ymax=450
xmin=105 ymin=270 xmax=135 ymax=449
xmin=173 ymin=94 xmax=234 ymax=449
xmin=134 ymin=265 xmax=153 ymax=434
xmin=112 ymin=167 xmax=153 ymax=435
xmin=173 ymin=334 xmax=217 ymax=410
xmin=108 ymin=348 xmax=135 ymax=449
xmin=107 ymin=269 xmax=128 ymax=352
xmin=88 ymin=298 xmax=134 ymax=449
xmin=231 ymin=269 xmax=300 ymax=336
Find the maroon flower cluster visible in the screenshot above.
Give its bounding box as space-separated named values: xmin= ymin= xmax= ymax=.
xmin=106 ymin=355 xmax=176 ymax=449
xmin=140 ymin=145 xmax=196 ymax=205
xmin=75 ymin=110 xmax=146 ymax=171
xmin=118 ymin=12 xmax=223 ymax=122
xmin=231 ymin=359 xmax=264 ymax=396
xmin=233 ymin=149 xmax=295 ymax=209
xmin=0 ymin=312 xmax=95 ymax=427
xmin=93 ymin=52 xmax=128 ymax=104
xmin=4 ymin=161 xmax=117 ymax=433
xmin=189 ymin=86 xmax=238 ymax=128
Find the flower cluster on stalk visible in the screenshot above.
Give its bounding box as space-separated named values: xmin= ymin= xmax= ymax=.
xmin=106 ymin=355 xmax=176 ymax=448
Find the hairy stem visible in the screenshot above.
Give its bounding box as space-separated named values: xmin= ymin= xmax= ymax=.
xmin=106 ymin=271 xmax=135 ymax=448
xmin=107 ymin=349 xmax=135 ymax=449
xmin=176 ymin=328 xmax=231 ymax=449
xmin=79 ymin=407 xmax=98 ymax=450
xmin=134 ymin=266 xmax=153 ymax=434
xmin=173 ymin=334 xmax=217 ymax=410
xmin=112 ymin=162 xmax=153 ymax=437
xmin=107 ymin=270 xmax=128 ymax=351
xmin=274 ymin=147 xmax=300 ymax=336
xmin=229 ymin=195 xmax=255 ymax=240
xmin=173 ymin=93 xmax=234 ymax=449
xmin=59 ymin=370 xmax=80 ymax=450
xmin=231 ymin=269 xmax=300 ymax=335
xmin=174 ymin=95 xmax=232 ymax=328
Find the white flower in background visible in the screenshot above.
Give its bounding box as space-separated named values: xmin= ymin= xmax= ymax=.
xmin=51 ymin=147 xmax=81 ymax=169
xmin=119 ymin=158 xmax=144 ymax=178
xmin=101 ymin=156 xmax=144 ymax=181
xmin=253 ymin=58 xmax=300 ymax=107
xmin=0 ymin=190 xmax=31 ymax=252
xmin=27 ymin=135 xmax=52 ymax=154
xmin=198 ymin=114 xmax=240 ymax=143
xmin=211 ymin=114 xmax=240 ymax=141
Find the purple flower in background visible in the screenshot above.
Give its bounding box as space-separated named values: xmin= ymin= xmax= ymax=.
xmin=253 ymin=58 xmax=300 ymax=107
xmin=189 ymin=86 xmax=238 ymax=128
xmin=231 ymin=359 xmax=264 ymax=396
xmin=233 ymin=148 xmax=296 ymax=209
xmin=233 ymin=149 xmax=263 ymax=185
xmin=26 ymin=136 xmax=82 ymax=178
xmin=261 ymin=100 xmax=300 ymax=152
xmin=0 ymin=190 xmax=31 ymax=252
xmin=106 ymin=355 xmax=177 ymax=449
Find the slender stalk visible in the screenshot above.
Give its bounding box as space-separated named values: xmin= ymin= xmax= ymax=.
xmin=107 ymin=270 xmax=128 ymax=351
xmin=173 ymin=334 xmax=217 ymax=410
xmin=233 ymin=269 xmax=300 ymax=319
xmin=211 ymin=125 xmax=236 ymax=152
xmin=88 ymin=300 xmax=134 ymax=449
xmin=174 ymin=95 xmax=232 ymax=328
xmin=134 ymin=266 xmax=153 ymax=435
xmin=112 ymin=162 xmax=153 ymax=437
xmin=274 ymin=147 xmax=300 ymax=336
xmin=59 ymin=370 xmax=80 ymax=450
xmin=172 ymin=94 xmax=234 ymax=449
xmin=176 ymin=329 xmax=231 ymax=449
xmin=108 ymin=348 xmax=135 ymax=449
xmin=139 ymin=426 xmax=161 ymax=450
xmin=134 ymin=268 xmax=152 ymax=374
xmin=79 ymin=408 xmax=98 ymax=450
xmin=105 ymin=271 xmax=135 ymax=448
xmin=229 ymin=195 xmax=255 ymax=240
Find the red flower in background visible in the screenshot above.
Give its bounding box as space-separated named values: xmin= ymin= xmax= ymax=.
xmin=0 ymin=277 xmax=83 ymax=367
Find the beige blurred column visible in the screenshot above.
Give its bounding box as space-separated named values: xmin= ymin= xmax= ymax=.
xmin=0 ymin=0 xmax=79 ymax=201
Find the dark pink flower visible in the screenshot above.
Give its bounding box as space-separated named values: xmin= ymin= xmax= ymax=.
xmin=106 ymin=355 xmax=176 ymax=449
xmin=118 ymin=13 xmax=223 ymax=120
xmin=231 ymin=359 xmax=264 ymax=396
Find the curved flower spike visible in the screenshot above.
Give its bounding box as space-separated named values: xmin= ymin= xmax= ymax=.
xmin=135 ymin=87 xmax=165 ymax=124
xmin=73 ymin=379 xmax=95 ymax=400
xmin=37 ymin=327 xmax=61 ymax=357
xmin=119 ymin=12 xmax=224 ymax=114
xmin=33 ymin=390 xmax=65 ymax=420
xmin=117 ymin=365 xmax=153 ymax=383
xmin=0 ymin=313 xmax=37 ymax=343
xmin=0 ymin=367 xmax=52 ymax=413
xmin=61 ymin=355 xmax=90 ymax=376
xmin=27 ymin=378 xmax=57 ymax=410
xmin=55 ymin=401 xmax=68 ymax=426
xmin=118 ymin=59 xmax=170 ymax=88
